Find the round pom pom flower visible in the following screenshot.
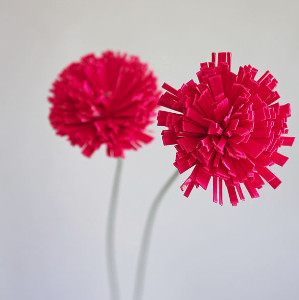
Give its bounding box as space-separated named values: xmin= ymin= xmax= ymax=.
xmin=158 ymin=52 xmax=294 ymax=206
xmin=49 ymin=51 xmax=160 ymax=158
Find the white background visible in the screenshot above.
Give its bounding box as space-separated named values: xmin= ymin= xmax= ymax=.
xmin=1 ymin=0 xmax=299 ymax=299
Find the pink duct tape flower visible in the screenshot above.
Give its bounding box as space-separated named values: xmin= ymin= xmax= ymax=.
xmin=158 ymin=52 xmax=295 ymax=206
xmin=48 ymin=50 xmax=161 ymax=300
xmin=49 ymin=51 xmax=160 ymax=158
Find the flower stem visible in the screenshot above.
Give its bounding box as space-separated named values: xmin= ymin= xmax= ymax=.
xmin=132 ymin=170 xmax=179 ymax=300
xmin=106 ymin=158 xmax=123 ymax=300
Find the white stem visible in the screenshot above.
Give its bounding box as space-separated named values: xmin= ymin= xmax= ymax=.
xmin=132 ymin=170 xmax=179 ymax=300
xmin=106 ymin=158 xmax=123 ymax=300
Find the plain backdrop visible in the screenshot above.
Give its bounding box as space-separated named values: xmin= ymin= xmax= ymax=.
xmin=1 ymin=0 xmax=299 ymax=299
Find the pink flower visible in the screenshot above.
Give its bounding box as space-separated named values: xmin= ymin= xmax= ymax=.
xmin=49 ymin=51 xmax=160 ymax=158
xmin=158 ymin=52 xmax=294 ymax=206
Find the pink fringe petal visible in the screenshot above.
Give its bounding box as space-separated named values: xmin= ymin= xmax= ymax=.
xmin=49 ymin=51 xmax=160 ymax=158
xmin=157 ymin=52 xmax=294 ymax=205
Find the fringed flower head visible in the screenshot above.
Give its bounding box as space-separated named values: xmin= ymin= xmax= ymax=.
xmin=49 ymin=51 xmax=160 ymax=158
xmin=158 ymin=52 xmax=294 ymax=206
